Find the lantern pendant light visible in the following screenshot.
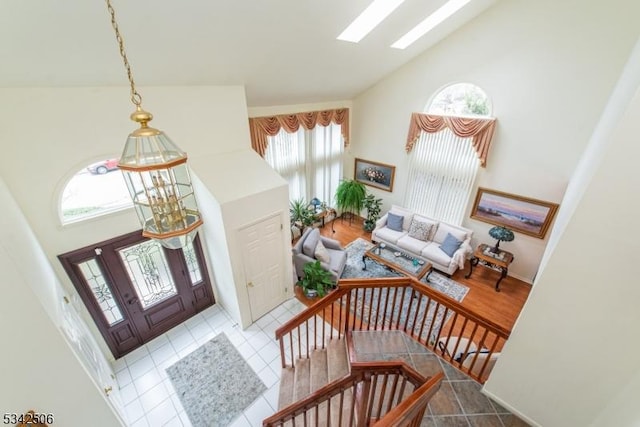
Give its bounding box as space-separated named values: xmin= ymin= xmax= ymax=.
xmin=105 ymin=0 xmax=202 ymax=249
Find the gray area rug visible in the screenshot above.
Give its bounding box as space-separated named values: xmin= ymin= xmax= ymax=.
xmin=341 ymin=238 xmax=469 ymax=342
xmin=166 ymin=333 xmax=266 ymax=426
xmin=341 ymin=238 xmax=469 ymax=302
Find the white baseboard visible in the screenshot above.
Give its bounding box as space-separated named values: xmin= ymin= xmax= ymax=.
xmin=481 ymin=388 xmax=541 ymax=427
xmin=509 ymin=272 xmax=533 ymax=285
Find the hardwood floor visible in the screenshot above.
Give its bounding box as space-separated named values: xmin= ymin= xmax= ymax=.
xmin=316 ymin=215 xmax=531 ymax=334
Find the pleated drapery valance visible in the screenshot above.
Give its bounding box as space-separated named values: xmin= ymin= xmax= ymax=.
xmin=249 ymin=109 xmax=349 ymax=157
xmin=405 ymin=113 xmax=497 ymax=167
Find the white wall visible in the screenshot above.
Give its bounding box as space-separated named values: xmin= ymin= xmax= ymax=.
xmin=589 ymin=368 xmax=640 ymax=427
xmin=540 ymin=36 xmax=640 ymax=274
xmin=350 ymin=0 xmax=640 ymax=282
xmin=191 ymin=150 xmax=291 ymax=328
xmin=484 ymin=81 xmax=640 ymax=426
xmin=0 ymin=85 xmax=256 ymax=357
xmin=0 ymin=177 xmax=122 ymax=427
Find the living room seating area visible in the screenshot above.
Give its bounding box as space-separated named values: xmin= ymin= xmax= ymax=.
xmin=292 ymin=228 xmax=348 ymax=283
xmin=372 ymin=205 xmax=473 ymax=275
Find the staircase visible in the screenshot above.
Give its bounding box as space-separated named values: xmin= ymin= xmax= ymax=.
xmin=276 ymin=338 xmax=352 ymax=426
xmin=263 ymin=276 xmax=510 ymax=426
xmin=278 ymin=338 xmax=349 ymax=409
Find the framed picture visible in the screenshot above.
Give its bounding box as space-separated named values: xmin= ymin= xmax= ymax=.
xmin=354 ymin=158 xmax=395 ymax=192
xmin=470 ymin=187 xmax=559 ymax=239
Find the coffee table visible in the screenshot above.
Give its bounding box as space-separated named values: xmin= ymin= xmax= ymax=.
xmin=363 ymin=242 xmax=432 ymax=280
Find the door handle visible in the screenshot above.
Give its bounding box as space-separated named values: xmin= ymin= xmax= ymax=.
xmin=247 ymin=282 xmax=254 ymax=288
xmin=127 ymin=297 xmax=138 ymax=305
xmin=104 ymin=386 xmax=113 ymax=396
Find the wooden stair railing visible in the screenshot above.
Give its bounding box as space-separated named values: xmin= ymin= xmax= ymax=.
xmin=275 ymin=276 xmax=510 ymax=383
xmin=263 ymin=361 xmax=443 ymax=427
xmin=370 ymin=373 xmax=445 ymax=427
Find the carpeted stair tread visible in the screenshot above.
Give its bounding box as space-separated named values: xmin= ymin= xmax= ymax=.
xmin=310 ymin=349 xmax=329 ymax=393
xmin=330 ymin=386 xmax=353 ymax=426
xmin=293 ymin=357 xmax=311 ymax=402
xmin=327 ymin=337 xmax=349 ymax=381
xmin=278 ymin=367 xmax=295 ymax=410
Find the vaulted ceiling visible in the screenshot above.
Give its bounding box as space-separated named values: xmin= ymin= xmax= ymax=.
xmin=0 ymin=0 xmax=496 ymax=106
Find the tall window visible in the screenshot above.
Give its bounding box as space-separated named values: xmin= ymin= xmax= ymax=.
xmin=265 ymin=123 xmax=343 ymax=204
xmin=404 ymin=83 xmax=492 ymax=225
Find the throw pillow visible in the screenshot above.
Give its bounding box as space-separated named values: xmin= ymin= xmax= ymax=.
xmin=314 ymin=240 xmax=331 ymax=264
xmin=387 ymin=212 xmax=404 ymax=232
xmin=439 ymin=232 xmax=463 ymax=257
xmin=302 ymin=228 xmax=320 ymax=257
xmin=408 ymin=219 xmax=432 ymax=241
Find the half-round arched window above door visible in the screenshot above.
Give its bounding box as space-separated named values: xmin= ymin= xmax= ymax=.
xmin=427 ymin=82 xmax=492 ymax=117
xmin=60 ymin=158 xmax=132 ymax=225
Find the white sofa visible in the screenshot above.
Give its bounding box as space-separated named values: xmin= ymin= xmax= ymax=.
xmin=372 ymin=205 xmax=473 ymax=275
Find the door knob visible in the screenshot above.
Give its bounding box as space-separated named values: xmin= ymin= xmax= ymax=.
xmin=247 ymin=282 xmax=254 ymax=288
xmin=104 ymin=386 xmax=113 ymax=396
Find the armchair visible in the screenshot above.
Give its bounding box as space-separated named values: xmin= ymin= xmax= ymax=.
xmin=292 ymin=228 xmax=347 ymax=284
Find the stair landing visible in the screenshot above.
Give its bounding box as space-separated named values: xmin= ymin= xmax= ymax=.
xmin=277 ymin=330 xmax=530 ymax=426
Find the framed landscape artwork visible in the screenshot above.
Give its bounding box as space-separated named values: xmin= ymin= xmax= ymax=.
xmin=470 ymin=188 xmax=559 ymax=238
xmin=354 ymin=158 xmax=395 ymax=192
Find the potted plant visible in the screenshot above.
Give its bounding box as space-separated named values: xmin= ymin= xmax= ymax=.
xmin=290 ymin=198 xmax=315 ymax=235
xmin=334 ymin=179 xmax=366 ymax=221
xmin=362 ymin=193 xmax=383 ymax=232
xmin=298 ymin=260 xmax=334 ymax=298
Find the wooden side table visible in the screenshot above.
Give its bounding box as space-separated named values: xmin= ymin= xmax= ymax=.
xmin=315 ymin=207 xmax=337 ymax=232
xmin=466 ymin=243 xmax=514 ymax=292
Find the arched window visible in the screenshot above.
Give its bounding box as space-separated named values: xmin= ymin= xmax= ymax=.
xmin=60 ymin=158 xmax=132 ymax=224
xmin=428 ymin=82 xmax=492 ymax=117
xmin=404 ymin=83 xmax=492 ymax=225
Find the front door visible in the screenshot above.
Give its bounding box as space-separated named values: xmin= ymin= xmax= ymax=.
xmin=59 ymin=231 xmax=214 ymax=358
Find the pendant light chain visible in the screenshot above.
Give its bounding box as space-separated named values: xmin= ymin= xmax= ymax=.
xmin=106 ymin=0 xmax=142 ymax=107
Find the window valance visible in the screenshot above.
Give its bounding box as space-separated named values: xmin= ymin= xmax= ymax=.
xmin=405 ymin=113 xmax=497 ymax=167
xmin=249 ymin=108 xmax=349 ymax=157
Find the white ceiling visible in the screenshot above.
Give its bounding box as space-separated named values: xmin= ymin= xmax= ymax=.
xmin=0 ymin=0 xmax=496 ymax=107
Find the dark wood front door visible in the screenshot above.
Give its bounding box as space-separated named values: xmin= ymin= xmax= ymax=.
xmin=59 ymin=231 xmax=214 ymax=359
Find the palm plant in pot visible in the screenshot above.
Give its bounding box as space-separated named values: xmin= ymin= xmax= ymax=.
xmin=298 ymin=260 xmax=334 ymax=298
xmin=334 ymin=179 xmax=366 ymax=222
xmin=362 ymin=193 xmax=383 ymax=232
xmin=290 ymin=198 xmax=315 ymax=235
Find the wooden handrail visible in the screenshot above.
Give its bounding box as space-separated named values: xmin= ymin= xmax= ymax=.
xmin=263 ymin=363 xmax=432 ymax=427
xmin=370 ymin=372 xmax=445 ymax=427
xmin=346 ymin=330 xmax=427 ymax=385
xmin=338 ymin=277 xmax=511 ymax=338
xmin=275 ymin=275 xmax=511 ymax=382
xmin=274 ymin=287 xmax=349 ymax=340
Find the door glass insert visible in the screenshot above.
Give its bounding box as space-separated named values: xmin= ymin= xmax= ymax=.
xmin=182 ymin=239 xmax=202 ymax=285
xmin=119 ymin=240 xmax=177 ymax=309
xmin=78 ymin=260 xmax=124 ymax=325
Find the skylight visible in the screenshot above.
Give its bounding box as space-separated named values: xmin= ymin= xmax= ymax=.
xmin=337 ymin=0 xmax=406 ymax=43
xmin=391 ymin=0 xmax=471 ymax=49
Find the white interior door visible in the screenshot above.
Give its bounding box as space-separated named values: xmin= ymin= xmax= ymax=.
xmin=239 ymin=213 xmax=286 ymax=321
xmin=60 ymin=293 xmax=127 ymax=424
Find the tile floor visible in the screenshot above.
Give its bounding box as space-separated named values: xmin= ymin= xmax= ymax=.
xmin=112 ymin=299 xmax=528 ymax=427
xmin=350 ymin=331 xmax=529 ymax=427
xmin=111 ymin=298 xmax=307 ymax=427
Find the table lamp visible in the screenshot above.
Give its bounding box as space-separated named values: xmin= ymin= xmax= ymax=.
xmin=310 ymin=197 xmax=322 ymax=212
xmin=488 ymin=226 xmax=514 ymax=253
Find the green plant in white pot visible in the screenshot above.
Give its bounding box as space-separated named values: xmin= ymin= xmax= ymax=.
xmin=298 ymin=260 xmax=334 ymax=298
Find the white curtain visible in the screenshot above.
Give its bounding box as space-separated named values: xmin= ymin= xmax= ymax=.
xmin=265 ymin=123 xmax=343 ymax=204
xmin=404 ymin=127 xmax=479 ymax=225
